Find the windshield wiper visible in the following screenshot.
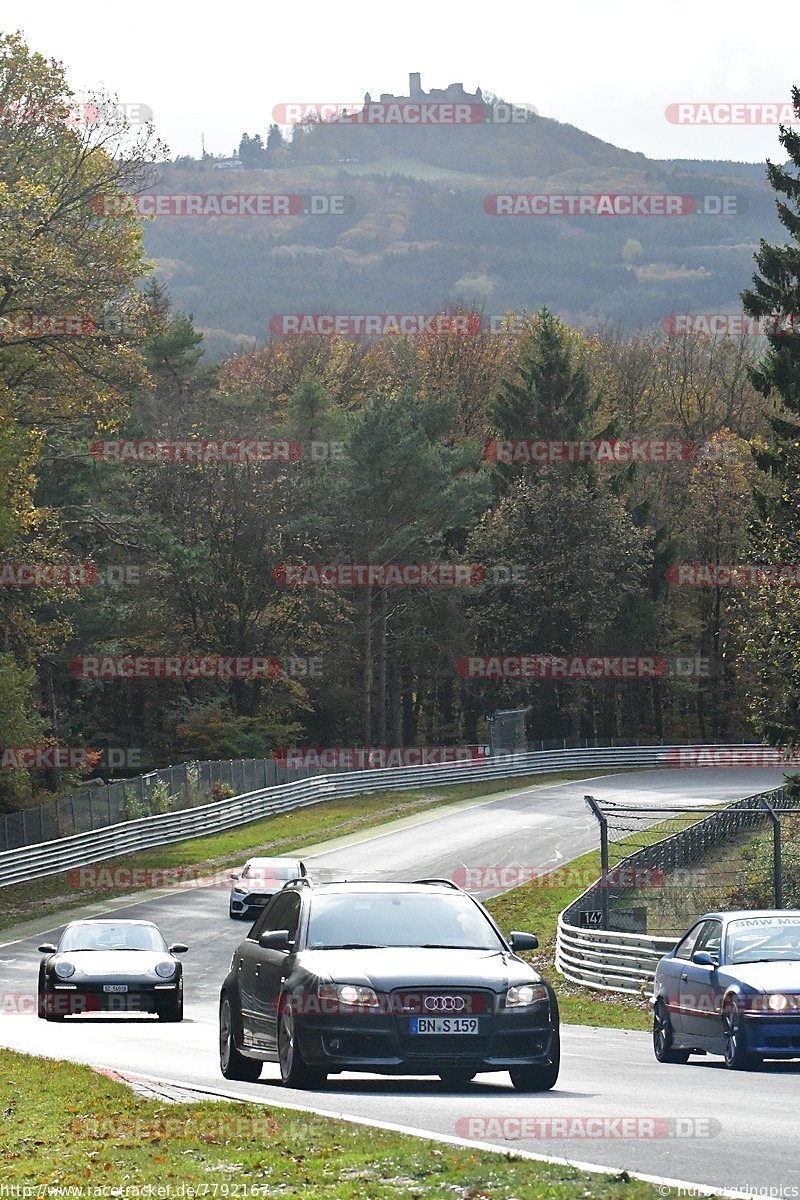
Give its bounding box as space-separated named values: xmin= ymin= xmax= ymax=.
xmin=317 ymin=943 xmax=381 ymax=950
xmin=420 ymin=943 xmax=491 ymax=950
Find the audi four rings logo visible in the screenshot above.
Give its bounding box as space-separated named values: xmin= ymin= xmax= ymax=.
xmin=424 ymin=995 xmax=467 ymax=1012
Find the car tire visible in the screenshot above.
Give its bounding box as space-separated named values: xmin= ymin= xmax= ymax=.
xmin=438 ymin=1068 xmax=477 ymax=1088
xmin=278 ymin=1003 xmax=327 ymax=1089
xmin=509 ymin=1031 xmax=560 ymax=1092
xmin=157 ymin=993 xmax=184 ymax=1022
xmin=722 ymin=999 xmax=756 ymax=1070
xmin=219 ymin=995 xmax=262 ymax=1082
xmin=653 ymin=999 xmax=690 ymax=1064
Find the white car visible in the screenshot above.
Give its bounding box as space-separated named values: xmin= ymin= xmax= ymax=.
xmin=229 ymin=856 xmax=306 ymax=920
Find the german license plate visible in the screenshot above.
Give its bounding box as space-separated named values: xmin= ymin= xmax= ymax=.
xmin=410 ymin=1017 xmax=478 ymax=1034
xmin=103 ymin=984 xmax=128 ymax=993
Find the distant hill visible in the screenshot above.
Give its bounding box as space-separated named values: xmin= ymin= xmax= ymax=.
xmin=141 ymin=101 xmax=781 ymax=360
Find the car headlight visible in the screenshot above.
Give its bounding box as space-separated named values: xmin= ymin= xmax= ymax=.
xmin=768 ymin=993 xmax=789 ymax=1012
xmin=155 ymin=961 xmax=176 ymax=978
xmin=506 ymin=983 xmax=547 ymax=1007
xmin=318 ymin=983 xmax=379 ymax=1007
xmin=55 ymin=961 xmax=75 ymax=979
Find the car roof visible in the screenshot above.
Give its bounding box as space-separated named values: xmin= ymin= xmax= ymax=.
xmin=302 ymin=882 xmax=465 ymax=896
xmin=65 ymin=918 xmax=159 ymax=927
xmin=243 ymin=856 xmax=301 ymax=866
xmin=694 ymin=910 xmax=800 ymax=923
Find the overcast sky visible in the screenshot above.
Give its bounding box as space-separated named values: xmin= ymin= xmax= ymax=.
xmin=3 ymin=0 xmax=796 ymax=162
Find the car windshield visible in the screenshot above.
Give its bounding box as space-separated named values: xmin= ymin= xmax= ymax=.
xmin=306 ymin=892 xmax=504 ymax=951
xmin=726 ymin=917 xmax=800 ymax=964
xmin=59 ymin=923 xmax=167 ymax=953
xmin=241 ymin=862 xmax=299 ymax=882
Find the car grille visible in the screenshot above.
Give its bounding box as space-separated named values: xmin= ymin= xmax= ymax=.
xmin=243 ymin=894 xmax=272 ymax=905
xmin=392 ymin=988 xmax=495 ymax=1056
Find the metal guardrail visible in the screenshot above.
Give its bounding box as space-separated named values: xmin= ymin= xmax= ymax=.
xmin=555 ymin=784 xmax=794 ymax=994
xmin=0 ymin=743 xmax=772 ymax=889
xmin=556 ymin=919 xmax=678 ymax=995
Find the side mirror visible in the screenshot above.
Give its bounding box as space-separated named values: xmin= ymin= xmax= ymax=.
xmin=38 ymin=944 xmax=57 ymax=955
xmin=299 ymin=862 xmax=307 ymax=877
xmin=509 ymin=931 xmax=539 ymax=952
xmin=169 ymin=943 xmax=188 ymax=955
xmin=259 ymin=929 xmax=291 ymax=951
xmin=692 ymin=950 xmax=718 ymax=967
xmin=230 ymin=873 xmax=240 ymax=882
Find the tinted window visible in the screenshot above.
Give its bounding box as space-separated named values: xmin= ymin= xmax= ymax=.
xmin=242 ymin=860 xmax=300 ymax=882
xmin=60 ymin=923 xmax=166 ymax=952
xmin=674 ymin=923 xmax=704 ymax=961
xmin=694 ymin=920 xmax=722 ymax=958
xmin=306 ymin=892 xmax=503 ymax=950
xmin=250 ymin=892 xmax=301 ymax=940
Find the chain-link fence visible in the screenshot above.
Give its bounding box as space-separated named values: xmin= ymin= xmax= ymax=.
xmin=570 ymin=787 xmax=800 ymax=937
xmin=0 ymin=757 xmax=311 ymax=852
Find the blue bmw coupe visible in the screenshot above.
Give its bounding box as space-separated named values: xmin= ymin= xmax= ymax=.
xmin=652 ymin=910 xmax=800 ymax=1070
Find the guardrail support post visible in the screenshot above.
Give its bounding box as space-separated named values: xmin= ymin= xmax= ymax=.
xmin=759 ymin=794 xmax=782 ymax=908
xmin=585 ymin=794 xmax=609 ymax=930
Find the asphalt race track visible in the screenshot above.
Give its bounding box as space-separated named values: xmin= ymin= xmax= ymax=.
xmin=1 ymin=767 xmax=798 ymax=1194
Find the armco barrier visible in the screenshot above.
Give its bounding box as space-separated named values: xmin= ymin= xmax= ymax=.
xmin=555 ymin=784 xmax=793 ymax=995
xmin=556 ymin=919 xmax=678 ymax=995
xmin=0 ymin=743 xmax=774 ymax=890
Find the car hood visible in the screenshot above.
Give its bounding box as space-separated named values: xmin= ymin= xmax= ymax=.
xmin=52 ymin=951 xmax=170 ymax=976
xmin=297 ymin=946 xmax=540 ymax=990
xmin=723 ymin=961 xmax=800 ymax=992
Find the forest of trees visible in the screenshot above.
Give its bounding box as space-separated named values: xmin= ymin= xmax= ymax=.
xmin=3 ymin=32 xmax=800 ymax=815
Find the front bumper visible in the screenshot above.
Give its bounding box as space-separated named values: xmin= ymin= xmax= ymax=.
xmin=229 ymin=891 xmax=275 ymax=917
xmin=744 ymin=1014 xmax=800 ymax=1058
xmin=293 ymin=998 xmax=558 ymax=1073
xmin=45 ymin=981 xmax=179 ymax=1016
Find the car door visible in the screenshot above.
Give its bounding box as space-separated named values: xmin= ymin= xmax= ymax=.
xmin=662 ymin=922 xmax=703 ymax=1033
xmin=679 ymin=919 xmax=722 ymax=1041
xmin=236 ymin=893 xmax=291 ymax=1053
xmin=251 ymin=891 xmax=302 ymax=1051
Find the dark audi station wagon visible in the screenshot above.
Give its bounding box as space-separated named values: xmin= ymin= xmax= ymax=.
xmin=219 ymin=878 xmax=559 ymax=1090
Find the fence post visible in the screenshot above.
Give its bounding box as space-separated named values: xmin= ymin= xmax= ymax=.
xmin=585 ymin=794 xmax=609 ymax=930
xmin=759 ymin=793 xmax=782 ymax=908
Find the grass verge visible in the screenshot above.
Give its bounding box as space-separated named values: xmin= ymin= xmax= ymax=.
xmin=0 ymin=769 xmax=628 ymax=935
xmin=0 ymin=1047 xmax=666 ymax=1196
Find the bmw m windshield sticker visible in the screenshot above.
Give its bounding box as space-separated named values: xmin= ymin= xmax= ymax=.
xmin=730 ymin=917 xmax=800 ymax=927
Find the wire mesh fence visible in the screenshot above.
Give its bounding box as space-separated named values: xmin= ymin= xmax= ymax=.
xmin=570 ymin=787 xmax=800 ymax=937
xmin=0 ymin=757 xmax=308 ymax=852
